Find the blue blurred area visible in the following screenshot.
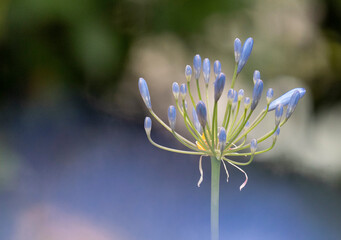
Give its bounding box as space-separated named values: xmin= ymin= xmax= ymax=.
xmin=0 ymin=95 xmax=340 ymax=240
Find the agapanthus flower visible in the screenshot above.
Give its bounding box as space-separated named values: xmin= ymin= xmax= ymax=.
xmin=138 ymin=37 xmax=306 ymax=191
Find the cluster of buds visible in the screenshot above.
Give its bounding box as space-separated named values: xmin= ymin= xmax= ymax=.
xmin=139 ymin=37 xmax=306 ymax=190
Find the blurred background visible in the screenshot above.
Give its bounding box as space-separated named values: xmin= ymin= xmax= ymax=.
xmin=1 ymin=0 xmax=341 ymax=239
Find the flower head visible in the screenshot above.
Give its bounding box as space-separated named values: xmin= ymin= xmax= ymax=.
xmin=138 ymin=37 xmax=306 ymax=190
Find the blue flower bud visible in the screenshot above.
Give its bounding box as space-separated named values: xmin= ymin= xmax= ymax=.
xmin=234 ymin=38 xmax=242 ymax=63
xmin=250 ymin=139 xmax=257 ymax=154
xmin=180 ymin=83 xmax=187 ymax=99
xmin=172 ymin=82 xmax=180 ymax=100
xmin=219 ymin=127 xmax=227 ymax=152
xmin=286 ymin=90 xmax=300 ymax=119
xmin=273 ymin=126 xmax=280 ymax=141
xmin=253 ymin=70 xmax=260 ymax=84
xmin=238 ymin=89 xmax=244 ymax=101
xmin=266 ymin=88 xmax=274 ymax=104
xmin=192 ymin=107 xmax=202 ymax=134
xmin=227 ymin=89 xmax=234 ymax=104
xmin=268 ymin=88 xmax=306 ymax=111
xmin=214 ymin=73 xmax=226 ymax=102
xmin=275 ymin=104 xmax=283 ymax=126
xmin=203 ymin=58 xmax=210 ymax=85
xmin=168 ymin=105 xmax=176 ymax=130
xmin=237 ymin=37 xmax=254 ymax=74
xmin=251 ymin=79 xmax=263 ymax=111
xmin=244 ymin=120 xmax=250 ymax=130
xmin=138 ymin=78 xmax=152 ymax=109
xmin=214 ymin=60 xmax=221 ymax=78
xmin=244 ymin=97 xmax=251 ymax=109
xmin=185 ymin=65 xmax=192 ymax=82
xmin=196 ymin=101 xmax=207 ymax=128
xmin=193 ymin=54 xmax=201 ymax=79
xmin=144 ymin=117 xmax=152 ymax=135
xmin=232 ymin=90 xmax=238 ymax=111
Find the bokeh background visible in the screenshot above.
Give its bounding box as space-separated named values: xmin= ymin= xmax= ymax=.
xmin=1 ymin=0 xmax=341 ymax=239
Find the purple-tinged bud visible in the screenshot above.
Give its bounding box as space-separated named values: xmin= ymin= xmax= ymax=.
xmin=238 ymin=89 xmax=244 ymax=101
xmin=203 ymin=58 xmax=210 ymax=85
xmin=227 ymin=89 xmax=234 ymax=104
xmin=214 ymin=73 xmax=226 ymax=102
xmin=266 ymin=88 xmax=274 ymax=104
xmin=253 ymin=70 xmax=260 ymax=84
xmin=244 ymin=97 xmax=251 ymax=109
xmin=196 ymin=101 xmax=207 ymax=128
xmin=244 ymin=120 xmax=250 ymax=131
xmin=219 ymin=127 xmax=227 ymax=152
xmin=273 ymin=127 xmax=280 ymax=141
xmin=180 ymin=83 xmax=187 ymax=99
xmin=232 ymin=90 xmax=238 ymax=111
xmin=172 ymin=82 xmax=180 ymax=100
xmin=193 ymin=54 xmax=201 ymax=79
xmin=192 ymin=107 xmax=202 ymax=134
xmin=144 ymin=117 xmax=152 ymax=135
xmin=250 ymin=139 xmax=257 ymax=154
xmin=286 ymin=90 xmax=300 ymax=119
xmin=138 ymin=78 xmax=152 ymax=109
xmin=185 ymin=65 xmax=192 ymax=82
xmin=268 ymin=88 xmax=306 ymax=111
xmin=237 ymin=37 xmax=254 ymax=74
xmin=168 ymin=105 xmax=176 ymax=130
xmin=251 ymin=79 xmax=263 ymax=111
xmin=234 ymin=38 xmax=242 ymax=63
xmin=214 ymin=60 xmax=221 ymax=78
xmin=275 ymin=104 xmax=283 ymax=126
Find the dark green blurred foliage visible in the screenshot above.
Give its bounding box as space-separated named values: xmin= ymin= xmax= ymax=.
xmin=316 ymin=0 xmax=341 ymax=111
xmin=0 ymin=0 xmax=247 ymax=106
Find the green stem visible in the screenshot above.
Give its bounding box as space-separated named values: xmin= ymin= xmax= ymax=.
xmin=211 ymin=156 xmax=220 ymax=240
xmin=230 ymin=64 xmax=238 ymax=89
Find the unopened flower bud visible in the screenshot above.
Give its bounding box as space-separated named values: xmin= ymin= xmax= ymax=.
xmin=251 ymin=79 xmax=263 ymax=111
xmin=250 ymin=139 xmax=257 ymax=154
xmin=237 ymin=37 xmax=253 ymax=74
xmin=185 ymin=65 xmax=192 ymax=82
xmin=213 ymin=60 xmax=221 ymax=78
xmin=203 ymin=58 xmax=210 ymax=85
xmin=172 ymin=82 xmax=179 ymax=100
xmin=168 ymin=105 xmax=176 ymax=130
xmin=144 ymin=117 xmax=152 ymax=135
xmin=138 ymin=78 xmax=152 ymax=109
xmin=180 ymin=83 xmax=187 ymax=99
xmin=193 ymin=54 xmax=201 ymax=79
xmin=196 ymin=101 xmax=207 ymax=128
xmin=214 ymin=73 xmax=226 ymax=102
